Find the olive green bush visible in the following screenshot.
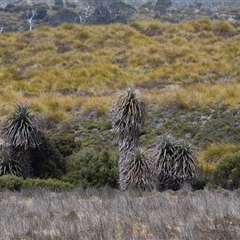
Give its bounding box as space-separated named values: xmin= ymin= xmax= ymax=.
xmin=212 ymin=151 xmax=240 ymax=190
xmin=31 ymin=133 xmax=65 ymax=179
xmin=0 ymin=175 xmax=73 ymax=191
xmin=49 ymin=135 xmax=81 ymax=157
xmin=62 ymin=148 xmax=118 ymax=188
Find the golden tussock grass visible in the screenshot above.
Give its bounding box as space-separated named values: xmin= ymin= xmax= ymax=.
xmin=0 ymin=19 xmax=240 ymax=124
xmin=198 ymin=143 xmax=240 ymax=174
xmin=199 ymin=143 xmax=240 ymax=165
xmin=144 ymin=80 xmax=240 ymax=111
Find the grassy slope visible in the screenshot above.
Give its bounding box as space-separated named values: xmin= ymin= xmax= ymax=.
xmin=0 ymin=19 xmax=240 ymax=152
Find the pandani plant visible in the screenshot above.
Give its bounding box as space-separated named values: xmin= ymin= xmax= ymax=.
xmin=120 ymin=149 xmax=154 ymax=190
xmin=2 ymin=103 xmax=41 ymax=179
xmin=0 ymin=146 xmax=22 ymax=177
xmin=111 ymin=88 xmax=150 ymax=190
xmin=154 ymin=134 xmax=198 ymax=191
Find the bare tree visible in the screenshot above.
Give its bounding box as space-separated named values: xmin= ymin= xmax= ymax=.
xmin=0 ymin=26 xmax=5 ymax=34
xmin=0 ymin=2 xmax=7 ymax=9
xmin=26 ymin=10 xmax=36 ymax=31
xmin=76 ymin=3 xmax=92 ymax=24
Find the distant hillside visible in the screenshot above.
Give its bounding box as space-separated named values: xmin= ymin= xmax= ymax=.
xmin=1 ymin=0 xmax=240 ymax=32
xmin=2 ymin=0 xmax=240 ymax=8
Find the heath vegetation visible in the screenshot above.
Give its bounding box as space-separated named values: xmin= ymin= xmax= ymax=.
xmin=1 ymin=13 xmax=240 ymax=240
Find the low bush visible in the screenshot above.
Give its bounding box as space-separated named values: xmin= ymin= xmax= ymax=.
xmin=31 ymin=133 xmax=65 ymax=179
xmin=49 ymin=135 xmax=81 ymax=157
xmin=212 ymin=151 xmax=240 ymax=190
xmin=21 ymin=178 xmax=74 ymax=190
xmin=62 ymin=148 xmax=118 ymax=188
xmin=0 ymin=175 xmax=73 ymax=191
xmin=0 ymin=175 xmax=22 ymax=191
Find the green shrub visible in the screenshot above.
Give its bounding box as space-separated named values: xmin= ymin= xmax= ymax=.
xmin=62 ymin=148 xmax=118 ymax=188
xmin=35 ymin=8 xmax=47 ymax=19
xmin=21 ymin=178 xmax=74 ymax=190
xmin=0 ymin=175 xmax=23 ymax=191
xmin=49 ymin=135 xmax=81 ymax=157
xmin=31 ymin=133 xmax=65 ymax=179
xmin=212 ymin=151 xmax=240 ymax=190
xmin=0 ymin=175 xmax=74 ymax=191
xmin=55 ymin=0 xmax=63 ymax=6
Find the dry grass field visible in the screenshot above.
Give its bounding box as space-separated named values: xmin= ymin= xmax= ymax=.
xmin=1 ymin=187 xmax=240 ymax=239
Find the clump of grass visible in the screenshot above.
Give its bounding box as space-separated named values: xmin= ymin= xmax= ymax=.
xmin=200 ymin=161 xmax=215 ymax=174
xmin=45 ymin=110 xmax=71 ymax=124
xmin=144 ymin=80 xmax=240 ymax=112
xmin=199 ymin=143 xmax=240 ymax=166
xmin=191 ymin=18 xmax=212 ymax=32
xmin=212 ymin=21 xmax=236 ymax=35
xmin=79 ymin=96 xmax=111 ymax=117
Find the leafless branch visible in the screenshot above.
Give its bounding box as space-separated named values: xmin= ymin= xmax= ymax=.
xmin=0 ymin=26 xmax=5 ymax=33
xmin=26 ymin=9 xmax=36 ymax=31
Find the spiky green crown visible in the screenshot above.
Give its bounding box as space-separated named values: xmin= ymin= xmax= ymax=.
xmin=3 ymin=104 xmax=41 ymax=149
xmin=111 ymin=88 xmax=146 ymax=140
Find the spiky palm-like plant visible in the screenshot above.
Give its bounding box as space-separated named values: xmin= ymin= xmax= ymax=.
xmin=0 ymin=147 xmax=22 ymax=177
xmin=2 ymin=104 xmax=41 ymax=179
xmin=3 ymin=104 xmax=41 ymax=149
xmin=111 ymin=88 xmax=146 ymax=190
xmin=120 ymin=149 xmax=154 ymax=191
xmin=111 ymin=88 xmax=146 ymax=151
xmin=155 ymin=135 xmax=198 ymax=191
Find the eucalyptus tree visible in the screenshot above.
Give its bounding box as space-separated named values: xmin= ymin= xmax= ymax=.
xmin=111 ymin=88 xmax=150 ymax=190
xmin=2 ymin=103 xmax=41 ymax=179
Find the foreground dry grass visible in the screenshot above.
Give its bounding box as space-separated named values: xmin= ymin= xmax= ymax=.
xmin=1 ymin=187 xmax=240 ymax=239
